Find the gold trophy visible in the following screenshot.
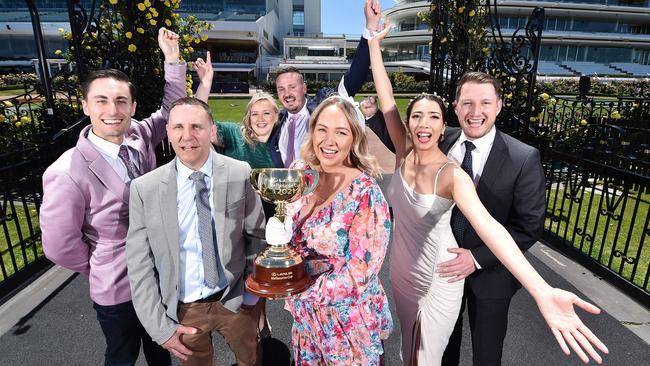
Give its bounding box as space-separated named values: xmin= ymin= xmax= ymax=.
xmin=246 ymin=168 xmax=318 ymax=299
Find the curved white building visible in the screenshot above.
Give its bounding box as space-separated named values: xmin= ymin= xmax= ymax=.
xmin=383 ymin=0 xmax=650 ymax=76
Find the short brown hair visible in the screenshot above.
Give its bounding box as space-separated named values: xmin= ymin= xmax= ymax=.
xmin=300 ymin=95 xmax=381 ymax=177
xmin=275 ymin=66 xmax=304 ymax=83
xmin=168 ymin=97 xmax=213 ymax=123
xmin=81 ymin=69 xmax=136 ymax=100
xmin=455 ymin=71 xmax=501 ymax=101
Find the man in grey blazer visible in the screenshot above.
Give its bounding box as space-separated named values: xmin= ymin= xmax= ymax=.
xmin=126 ymin=97 xmax=266 ymax=366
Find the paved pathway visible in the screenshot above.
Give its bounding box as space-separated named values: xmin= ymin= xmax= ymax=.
xmin=0 ymin=241 xmax=648 ymax=365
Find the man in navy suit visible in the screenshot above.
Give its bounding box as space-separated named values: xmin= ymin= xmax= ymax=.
xmin=439 ymin=71 xmax=547 ymax=366
xmin=268 ymin=0 xmax=381 ymax=167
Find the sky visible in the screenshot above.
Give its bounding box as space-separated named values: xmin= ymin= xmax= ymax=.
xmin=321 ymin=0 xmax=397 ymax=36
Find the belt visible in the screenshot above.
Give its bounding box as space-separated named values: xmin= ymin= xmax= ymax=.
xmin=181 ymin=288 xmax=226 ymax=304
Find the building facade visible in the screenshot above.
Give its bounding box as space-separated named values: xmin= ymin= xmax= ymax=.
xmin=0 ymin=0 xmax=321 ymax=81
xmin=382 ymin=0 xmax=650 ymax=76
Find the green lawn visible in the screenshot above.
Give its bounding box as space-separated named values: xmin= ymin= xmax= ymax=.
xmin=0 ymin=87 xmax=29 ymax=96
xmin=207 ymin=95 xmax=416 ymax=123
xmin=546 ymin=187 xmax=649 ymax=291
xmin=1 ymin=203 xmax=42 ymax=281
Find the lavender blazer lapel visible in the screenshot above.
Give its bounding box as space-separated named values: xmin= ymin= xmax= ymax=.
xmin=159 ymin=160 xmax=181 ymax=276
xmin=76 ymin=127 xmax=129 ymax=204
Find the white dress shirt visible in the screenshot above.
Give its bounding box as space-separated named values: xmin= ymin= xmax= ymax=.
xmin=448 ymin=126 xmax=497 ymax=269
xmin=176 ymin=155 xmax=228 ymax=303
xmin=87 ymin=129 xmax=139 ymax=184
xmin=278 ymin=102 xmax=309 ymax=164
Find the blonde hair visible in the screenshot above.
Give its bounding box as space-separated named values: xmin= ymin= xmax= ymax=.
xmin=300 ymin=95 xmax=382 ymax=177
xmin=241 ymin=92 xmax=279 ymax=145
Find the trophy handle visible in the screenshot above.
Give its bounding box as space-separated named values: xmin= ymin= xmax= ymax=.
xmin=302 ymin=169 xmax=319 ymax=196
xmin=250 ymin=169 xmax=262 ymax=194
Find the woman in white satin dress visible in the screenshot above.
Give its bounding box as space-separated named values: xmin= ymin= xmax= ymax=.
xmin=368 ymin=23 xmax=608 ymax=366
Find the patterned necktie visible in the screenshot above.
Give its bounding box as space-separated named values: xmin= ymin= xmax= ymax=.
xmin=189 ymin=171 xmax=221 ymax=288
xmin=451 ymin=141 xmax=476 ymax=244
xmin=285 ymin=114 xmax=298 ymax=167
xmin=118 ymin=145 xmax=139 ymax=180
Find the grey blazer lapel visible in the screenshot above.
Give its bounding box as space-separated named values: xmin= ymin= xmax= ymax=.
xmin=159 ymin=160 xmax=181 ymax=276
xmin=212 ymin=152 xmax=228 ymax=253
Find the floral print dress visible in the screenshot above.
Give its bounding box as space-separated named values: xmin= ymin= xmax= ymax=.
xmin=284 ymin=167 xmax=393 ymax=366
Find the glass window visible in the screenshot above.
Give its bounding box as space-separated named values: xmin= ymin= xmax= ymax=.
xmin=293 ymin=11 xmax=304 ymax=26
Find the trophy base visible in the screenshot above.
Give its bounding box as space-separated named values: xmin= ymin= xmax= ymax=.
xmin=245 ymin=244 xmax=311 ymax=299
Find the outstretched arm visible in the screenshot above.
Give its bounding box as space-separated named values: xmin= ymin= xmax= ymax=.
xmin=450 ymin=167 xmax=608 ymax=364
xmin=368 ymin=23 xmax=407 ymax=168
xmin=194 ymin=51 xmax=213 ymax=103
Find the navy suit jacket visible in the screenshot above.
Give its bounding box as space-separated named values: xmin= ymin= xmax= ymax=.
xmin=440 ymin=127 xmax=547 ymax=299
xmin=268 ymin=36 xmax=370 ymax=167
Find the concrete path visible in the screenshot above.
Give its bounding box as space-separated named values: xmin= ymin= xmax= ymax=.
xmin=0 ymin=239 xmax=647 ymax=365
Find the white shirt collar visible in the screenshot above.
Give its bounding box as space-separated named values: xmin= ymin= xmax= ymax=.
xmin=457 ymin=126 xmax=496 ymax=154
xmin=287 ymin=100 xmax=309 ymax=119
xmin=87 ymin=128 xmax=126 ymax=159
xmin=176 ymin=153 xmax=213 ymax=182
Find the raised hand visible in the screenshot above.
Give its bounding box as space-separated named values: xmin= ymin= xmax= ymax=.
xmin=193 ymin=51 xmax=213 ymax=103
xmin=158 ymin=27 xmax=180 ymax=63
xmin=194 ymin=51 xmax=213 ymax=87
xmin=364 ymin=0 xmax=382 ymax=33
xmin=535 ymin=288 xmax=609 ymax=364
xmin=368 ymin=21 xmax=392 ymax=46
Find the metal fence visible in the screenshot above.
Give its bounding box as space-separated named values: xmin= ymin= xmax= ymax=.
xmin=541 ymin=148 xmax=650 ymax=304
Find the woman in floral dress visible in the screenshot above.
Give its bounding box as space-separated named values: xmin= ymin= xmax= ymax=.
xmin=267 ymin=95 xmax=393 ymax=365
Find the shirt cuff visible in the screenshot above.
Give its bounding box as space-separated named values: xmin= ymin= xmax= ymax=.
xmin=362 ymin=28 xmax=374 ymax=39
xmin=470 ymin=251 xmax=482 ymax=270
xmin=242 ymin=291 xmax=259 ymax=305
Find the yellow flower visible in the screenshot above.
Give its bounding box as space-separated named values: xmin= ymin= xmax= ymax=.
xmin=57 ymin=28 xmax=65 ymax=33
xmin=150 ymin=9 xmax=159 ymax=17
xmin=85 ymin=45 xmax=91 ymax=49
xmin=580 ymin=119 xmax=588 ymax=126
xmin=540 ymin=92 xmax=549 ymax=101
xmin=505 ymin=92 xmax=513 ymax=100
xmin=125 ymin=31 xmax=133 ymax=39
xmin=54 ymin=49 xmax=62 ymax=55
xmin=64 ymin=32 xmax=72 ymax=41
xmin=530 ymin=117 xmax=537 ymax=122
xmin=136 ymin=27 xmax=145 ymax=34
xmin=440 ymin=37 xmax=447 ymax=44
xmin=165 ymin=19 xmax=172 ymax=27
xmin=201 ymin=35 xmax=208 ymax=42
xmin=611 ymin=111 xmax=621 ymax=119
xmin=115 ymin=23 xmax=123 ymax=29
xmin=189 ymin=15 xmax=196 ymax=21
xmin=164 ymin=0 xmax=171 ymax=6
xmin=4 ymin=101 xmax=13 ymax=107
xmin=187 ymin=46 xmax=194 ymax=53
xmin=550 ymin=98 xmax=557 ymax=105
xmin=144 ymin=0 xmax=151 ymax=6
xmin=20 ymin=116 xmax=31 ymax=124
xmin=128 ymin=44 xmax=137 ymax=52
xmin=137 ymin=3 xmax=146 ymax=11
xmin=469 ymin=9 xmax=476 ymax=17
xmin=150 ymin=19 xmax=157 ymax=26
xmin=0 ymin=115 xmax=5 ymax=123
xmin=458 ymin=7 xmax=465 ymax=14
xmin=146 ymin=13 xmax=152 ymax=19
xmin=109 ymin=0 xmax=118 ymax=4
xmin=482 ymin=47 xmax=490 ymax=54
xmin=14 ymin=121 xmax=22 ymax=128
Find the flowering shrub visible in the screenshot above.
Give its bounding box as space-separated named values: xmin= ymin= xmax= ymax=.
xmin=59 ymin=0 xmax=211 ymax=118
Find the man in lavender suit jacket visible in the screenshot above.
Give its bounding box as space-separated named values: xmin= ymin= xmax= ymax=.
xmin=39 ymin=29 xmax=184 ymax=366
